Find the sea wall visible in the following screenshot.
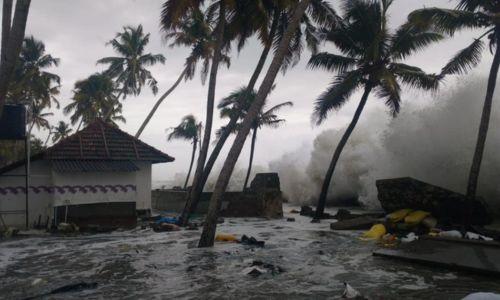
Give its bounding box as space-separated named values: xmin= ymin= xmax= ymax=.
xmin=152 ymin=173 xmax=284 ymax=218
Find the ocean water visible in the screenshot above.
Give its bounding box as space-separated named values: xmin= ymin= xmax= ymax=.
xmin=1 ymin=206 xmax=500 ymax=300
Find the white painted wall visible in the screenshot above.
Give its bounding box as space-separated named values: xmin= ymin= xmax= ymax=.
xmin=0 ymin=160 xmax=53 ymax=228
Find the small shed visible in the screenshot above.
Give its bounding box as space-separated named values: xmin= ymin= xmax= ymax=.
xmin=0 ymin=120 xmax=174 ymax=229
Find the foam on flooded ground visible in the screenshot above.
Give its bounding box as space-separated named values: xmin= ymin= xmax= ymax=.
xmin=1 ymin=205 xmax=500 ymax=299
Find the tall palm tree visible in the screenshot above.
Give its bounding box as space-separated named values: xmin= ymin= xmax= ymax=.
xmin=64 ymin=73 xmax=124 ymax=129
xmin=7 ymin=36 xmax=60 ymax=109
xmin=167 ymin=115 xmax=202 ymax=189
xmin=135 ymin=7 xmax=230 ymax=138
xmin=408 ymin=0 xmax=500 ymax=217
xmin=181 ymin=0 xmax=338 ymax=226
xmin=51 ymin=121 xmax=72 ymax=144
xmin=0 ymin=0 xmax=31 ymax=118
xmin=199 ymin=0 xmax=314 ymax=248
xmin=98 ymin=25 xmax=165 ymax=120
xmin=218 ymin=87 xmax=293 ymax=190
xmin=309 ymin=0 xmax=443 ymax=220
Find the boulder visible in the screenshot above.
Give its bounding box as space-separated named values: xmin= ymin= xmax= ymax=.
xmin=330 ymin=216 xmax=378 ymax=230
xmin=376 ymin=177 xmax=492 ymax=225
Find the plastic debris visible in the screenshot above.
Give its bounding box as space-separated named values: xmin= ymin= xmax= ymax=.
xmin=342 ymin=282 xmax=363 ymax=299
xmin=465 ymin=232 xmax=493 ymax=242
xmin=361 ymin=224 xmax=387 ymax=240
xmin=215 ymin=234 xmax=238 ymax=242
xmin=240 ymin=235 xmax=265 ymax=247
xmin=387 ymin=209 xmax=413 ymax=223
xmin=155 ymin=216 xmax=178 ymax=225
xmin=401 ymin=232 xmax=419 ymax=243
xmin=439 ymin=230 xmax=463 ymax=239
xmin=404 ymin=210 xmax=430 ymax=226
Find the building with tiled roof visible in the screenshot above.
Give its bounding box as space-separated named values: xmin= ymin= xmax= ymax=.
xmin=0 ymin=120 xmax=174 ymax=229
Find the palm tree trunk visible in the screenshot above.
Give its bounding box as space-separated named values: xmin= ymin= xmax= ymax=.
xmin=44 ymin=131 xmax=52 ymax=147
xmin=102 ymin=91 xmax=123 ymax=122
xmin=243 ymin=127 xmax=257 ymax=190
xmin=0 ymin=0 xmax=31 ymax=118
xmin=179 ymin=11 xmax=280 ymax=226
xmin=1 ymin=0 xmax=13 ymax=67
xmin=76 ymin=118 xmax=84 ymax=131
xmin=465 ymin=32 xmax=500 ymax=217
xmin=135 ymin=67 xmax=187 ymax=138
xmin=179 ymin=1 xmax=226 ymax=224
xmin=314 ymin=85 xmax=373 ymax=220
xmin=184 ymin=139 xmax=197 ymax=190
xmin=198 ymin=0 xmax=311 ymax=248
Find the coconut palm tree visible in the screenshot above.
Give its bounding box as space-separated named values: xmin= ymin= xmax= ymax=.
xmin=181 ymin=0 xmax=338 ymax=226
xmin=0 ymin=0 xmax=31 ymax=118
xmin=308 ymin=0 xmax=443 ymax=220
xmin=167 ymin=115 xmax=202 ymax=189
xmin=135 ymin=7 xmax=230 ymax=138
xmin=199 ymin=0 xmax=314 ymax=248
xmin=28 ymin=102 xmax=52 ymax=133
xmin=98 ymin=25 xmax=165 ymax=104
xmin=218 ymin=87 xmax=293 ymax=190
xmin=7 ymin=36 xmax=61 ymax=109
xmin=64 ymin=73 xmax=124 ymax=129
xmin=408 ymin=0 xmax=500 ymax=216
xmin=51 ymin=121 xmax=72 ymax=144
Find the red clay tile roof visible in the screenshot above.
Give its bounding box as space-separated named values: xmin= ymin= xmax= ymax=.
xmin=46 ymin=120 xmax=174 ymax=162
xmin=0 ymin=120 xmax=174 ymax=174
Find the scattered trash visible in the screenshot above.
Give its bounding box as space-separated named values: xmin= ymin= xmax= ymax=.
xmin=215 ymin=234 xmax=238 ymax=242
xmin=155 ymin=216 xmax=178 ymax=225
xmin=401 ymin=232 xmax=419 ymax=243
xmin=421 ymin=216 xmax=438 ymax=229
xmin=404 ymin=210 xmax=430 ymax=226
xmin=289 ymin=209 xmax=300 ymax=214
xmin=462 ymin=292 xmax=500 ymax=300
xmin=152 ymin=222 xmax=181 ymax=232
xmin=341 ymin=282 xmax=366 ymax=299
xmin=240 ymin=235 xmax=265 ymax=247
xmin=387 ymin=209 xmax=413 ymax=223
xmin=286 ymin=218 xmax=295 ymax=222
xmin=361 ymin=224 xmax=386 ymax=240
xmin=243 ymin=260 xmax=285 ymax=277
xmin=465 ymin=232 xmax=494 ymax=242
xmin=438 ymin=230 xmax=463 ymax=239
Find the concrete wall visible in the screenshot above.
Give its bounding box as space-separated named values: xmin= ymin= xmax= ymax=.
xmin=134 ymin=162 xmax=151 ymax=211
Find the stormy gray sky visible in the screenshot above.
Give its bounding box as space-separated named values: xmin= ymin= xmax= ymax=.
xmin=19 ymin=0 xmax=490 ymax=184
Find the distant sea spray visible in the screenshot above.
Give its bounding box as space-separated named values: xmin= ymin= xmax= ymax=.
xmin=270 ymin=77 xmax=500 ymax=213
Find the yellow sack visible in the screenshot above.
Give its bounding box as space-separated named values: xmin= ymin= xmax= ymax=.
xmin=404 ymin=210 xmax=430 ymax=226
xmin=361 ymin=224 xmax=387 ymax=240
xmin=215 ymin=234 xmax=238 ymax=242
xmin=387 ymin=209 xmax=413 ymax=223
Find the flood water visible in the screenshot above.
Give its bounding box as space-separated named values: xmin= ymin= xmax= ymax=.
xmin=1 ymin=205 xmax=500 ymax=300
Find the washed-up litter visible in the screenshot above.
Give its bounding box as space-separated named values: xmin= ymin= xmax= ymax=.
xmin=240 ymin=235 xmax=265 ymax=247
xmin=465 ymin=232 xmax=494 ymax=242
xmin=215 ymin=234 xmax=238 ymax=242
xmin=404 ymin=210 xmax=430 ymax=226
xmin=152 ymin=223 xmax=180 ymax=232
xmin=360 ymin=224 xmax=386 ymax=240
xmin=401 ymin=232 xmax=418 ymax=243
xmin=155 ymin=216 xmax=178 ymax=225
xmin=243 ymin=260 xmax=285 ymax=277
xmin=341 ymin=282 xmax=366 ymax=299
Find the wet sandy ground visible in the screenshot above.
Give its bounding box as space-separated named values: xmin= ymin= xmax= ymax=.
xmin=1 ymin=206 xmax=500 ymax=299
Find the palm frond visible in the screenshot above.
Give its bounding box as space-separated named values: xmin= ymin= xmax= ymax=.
xmin=308 ymin=52 xmax=357 ymax=73
xmin=376 ymin=70 xmax=401 ymax=117
xmin=391 ymin=63 xmax=441 ymax=91
xmin=390 ymin=24 xmax=444 ymax=60
xmin=408 ymin=8 xmax=489 ymax=36
xmin=441 ymin=38 xmax=484 ymax=75
xmin=312 ymin=70 xmax=363 ymax=125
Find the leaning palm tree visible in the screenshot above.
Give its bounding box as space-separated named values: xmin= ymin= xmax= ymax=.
xmin=218 ymin=87 xmax=293 ymax=190
xmin=51 ymin=121 xmax=72 ymax=144
xmin=98 ymin=25 xmax=165 ymax=120
xmin=135 ymin=7 xmax=230 ymax=138
xmin=167 ymin=115 xmax=202 ymax=189
xmin=199 ymin=0 xmax=314 ymax=248
xmin=64 ymin=73 xmax=124 ymax=129
xmin=408 ymin=0 xmax=500 ymax=215
xmin=181 ymin=0 xmax=338 ymax=226
xmin=309 ymin=0 xmax=443 ymax=220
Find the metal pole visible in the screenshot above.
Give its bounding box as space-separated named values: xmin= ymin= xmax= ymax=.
xmin=25 ymin=105 xmax=31 ymax=230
